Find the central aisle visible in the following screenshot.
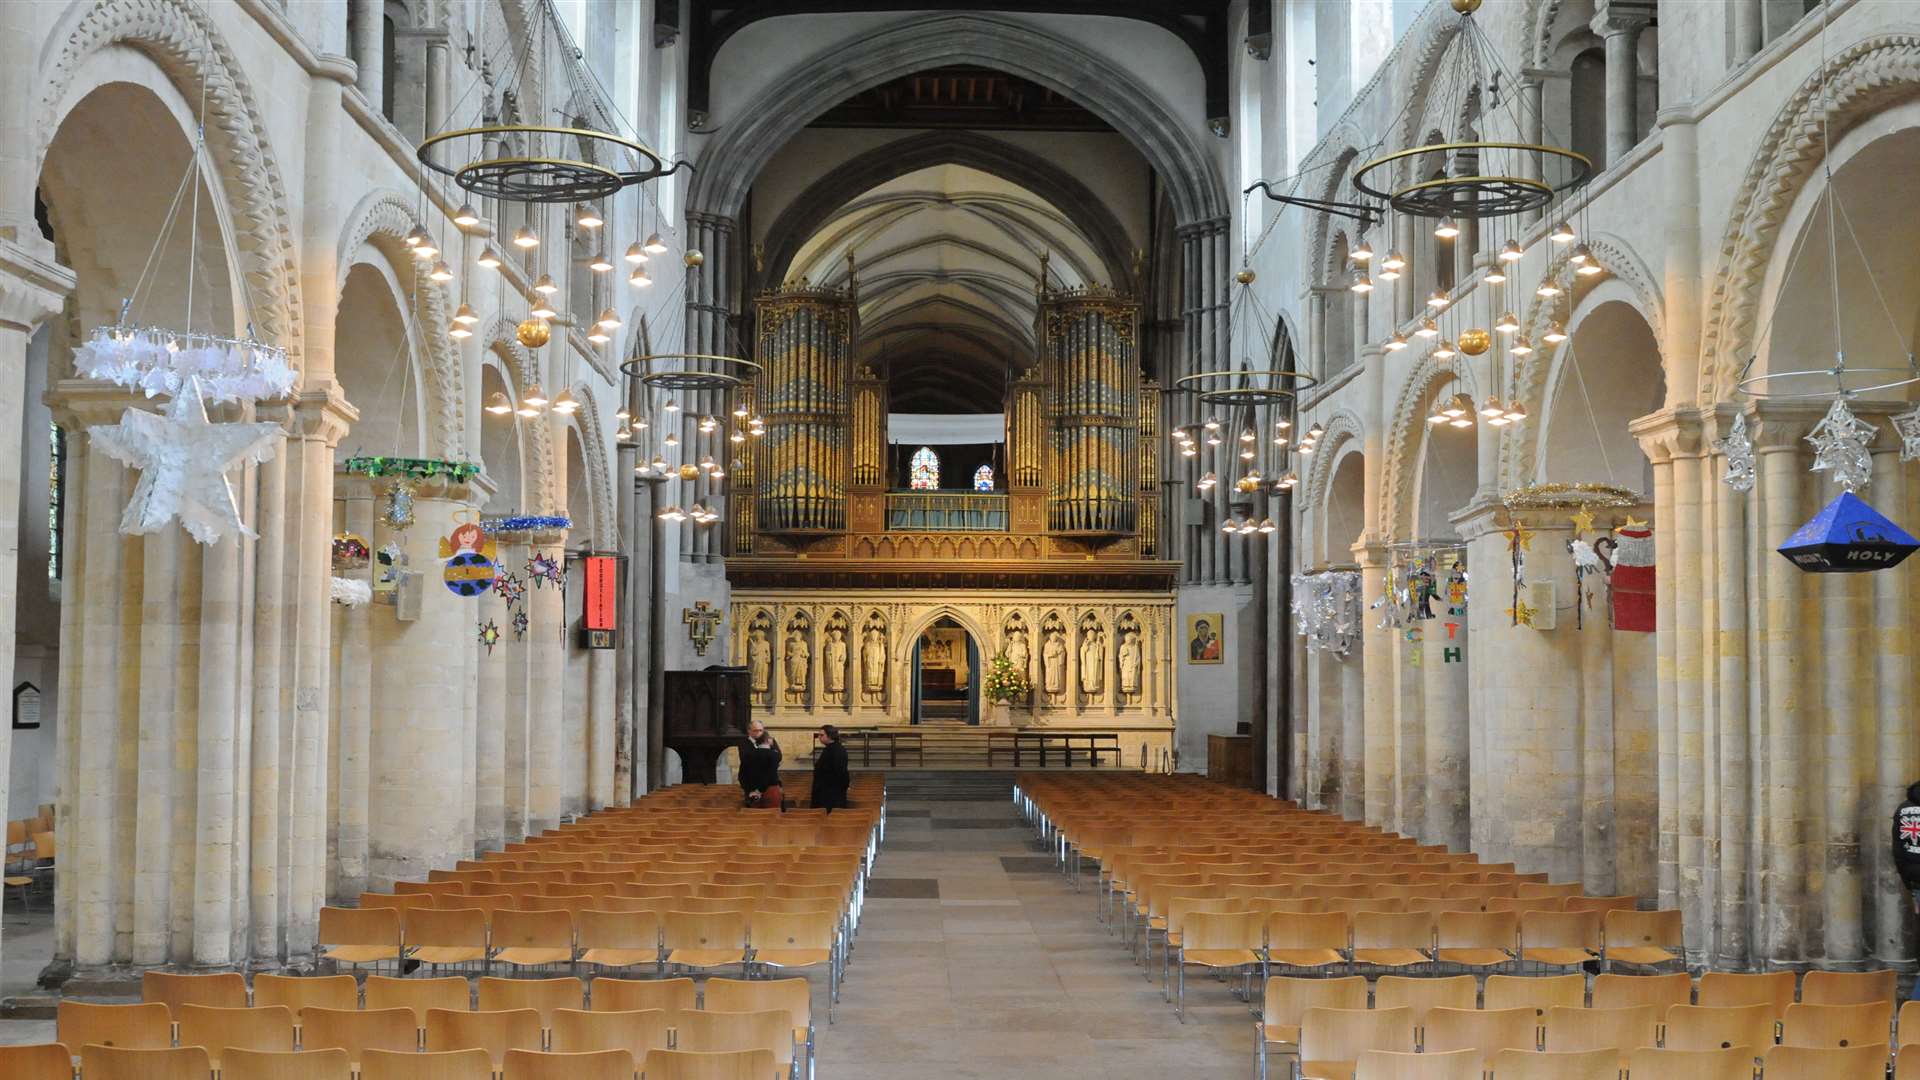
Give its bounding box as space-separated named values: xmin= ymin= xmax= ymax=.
xmin=821 ymin=796 xmax=1248 ymax=1080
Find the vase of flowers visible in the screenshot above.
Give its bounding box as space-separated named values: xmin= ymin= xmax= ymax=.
xmin=983 ymin=653 xmax=1030 ymax=726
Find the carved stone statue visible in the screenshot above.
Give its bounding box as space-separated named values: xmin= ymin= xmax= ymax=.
xmin=784 ymin=630 xmax=810 ymax=695
xmin=1079 ymin=629 xmax=1106 ymax=696
xmin=1005 ymin=627 xmax=1031 ymax=678
xmin=1118 ymin=629 xmax=1141 ymax=697
xmin=1041 ymin=630 xmax=1067 ymax=696
xmin=861 ymin=625 xmax=888 ymax=695
xmin=823 ymin=627 xmax=848 ymax=696
xmin=748 ymin=627 xmax=772 ymax=695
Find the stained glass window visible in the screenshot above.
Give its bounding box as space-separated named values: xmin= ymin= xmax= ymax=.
xmin=973 ymin=464 xmax=994 ymax=492
xmin=909 ymin=446 xmax=940 ymax=490
xmin=48 ymin=422 xmax=64 ymax=582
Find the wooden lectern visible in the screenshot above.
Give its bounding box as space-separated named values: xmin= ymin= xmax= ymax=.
xmin=662 ymin=667 xmax=750 ymax=784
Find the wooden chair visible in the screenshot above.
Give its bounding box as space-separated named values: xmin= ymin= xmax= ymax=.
xmin=1354 ymin=1048 xmax=1480 ymax=1080
xmin=1563 ymin=895 xmax=1638 ymax=914
xmin=425 ymin=1007 xmax=543 ymax=1069
xmin=664 ymin=910 xmax=750 ymax=975
xmin=1373 ymin=975 xmax=1477 ymax=1042
xmin=640 ymin=1048 xmax=778 ymax=1080
xmin=175 ymin=1003 xmax=294 ymax=1069
xmin=1801 ymin=969 xmax=1898 ymax=1006
xmin=551 ymin=1008 xmax=670 ymax=1065
xmin=1264 ymin=910 xmax=1350 ymax=975
xmin=489 ymin=907 xmax=576 ymax=971
xmin=592 ymin=975 xmax=697 ymax=1018
xmin=142 ymin=970 xmax=249 ymax=1015
xmin=1779 ymin=1001 xmax=1894 ymax=1049
xmin=1761 ymin=1043 xmax=1891 ymax=1080
xmin=478 ymin=976 xmax=586 ymax=1029
xmin=1661 ymin=1002 xmax=1776 ymax=1053
xmin=675 ymin=1009 xmax=795 ymax=1080
xmin=1174 ymin=909 xmax=1263 ymax=1021
xmin=404 ymin=906 xmax=490 ymax=970
xmin=1591 ymin=971 xmax=1692 ymax=1011
xmin=1297 ymin=1006 xmax=1415 ymax=1080
xmin=78 ymin=1045 xmax=211 ymax=1080
xmin=1899 ymin=1044 xmax=1920 ymax=1080
xmin=1257 ymin=975 xmax=1368 ymax=1080
xmin=219 ymin=1048 xmax=353 ymax=1080
xmin=1902 ymin=1000 xmax=1920 ymax=1047
xmin=1350 ymin=911 xmax=1434 ymax=971
xmin=1542 ymin=1004 xmax=1658 ymax=1071
xmin=577 ymin=908 xmax=664 ymax=973
xmin=747 ymin=910 xmax=839 ymax=1018
xmin=0 ymin=1043 xmax=75 ymax=1080
xmin=708 ymin=977 xmax=815 ymax=1078
xmin=1434 ymin=910 xmax=1516 ymax=972
xmin=360 ymin=1047 xmax=494 ymax=1080
xmin=1487 ymin=1048 xmax=1623 ymax=1079
xmin=1483 ymin=974 xmax=1586 ymax=1020
xmin=503 ymin=1048 xmax=635 ymax=1080
xmin=365 ymin=975 xmax=471 ymax=1030
xmin=297 ymin=1007 xmax=421 ymax=1071
xmin=1697 ymin=970 xmax=1796 ymax=1023
xmin=317 ymin=906 xmax=402 ymax=968
xmin=1601 ymin=908 xmax=1684 ymax=971
xmin=1422 ymin=1006 xmax=1539 ymax=1069
xmin=1517 ymin=883 xmax=1585 ymax=901
xmin=252 ymin=974 xmax=360 ymax=1022
xmin=1625 ymin=1046 xmax=1760 ymax=1080
xmin=57 ymin=1000 xmax=172 ymax=1053
xmin=1518 ymin=910 xmax=1601 ymax=971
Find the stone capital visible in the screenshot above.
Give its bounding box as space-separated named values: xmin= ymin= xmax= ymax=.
xmin=1744 ymin=399 xmax=1831 ymax=453
xmin=289 ymin=379 xmax=358 ymax=445
xmin=1628 ymin=406 xmax=1708 ymax=465
xmin=1590 ymin=0 xmax=1653 ymax=38
xmin=0 ymin=238 xmax=75 ymax=332
xmin=45 ymin=378 xmax=147 ymax=429
xmin=1351 ymin=534 xmax=1392 ymax=569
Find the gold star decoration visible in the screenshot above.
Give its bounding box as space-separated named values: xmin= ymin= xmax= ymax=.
xmin=1506 ymin=599 xmax=1537 ymax=627
xmin=1505 ymin=524 xmax=1535 ymax=552
xmin=1622 ymin=514 xmax=1649 ymax=529
xmin=1568 ymin=505 xmax=1596 ymax=533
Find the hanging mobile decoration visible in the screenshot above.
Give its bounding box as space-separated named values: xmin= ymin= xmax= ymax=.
xmin=1568 ymin=538 xmax=1605 ymax=629
xmin=1609 ymin=516 xmax=1656 ymax=632
xmin=1779 ymin=491 xmax=1919 ymax=572
xmin=1804 ymin=398 xmax=1876 ymax=493
xmin=332 ymin=531 xmax=371 ymax=570
xmin=1505 ymin=596 xmax=1538 ymax=628
xmin=512 ymin=608 xmax=531 ymax=640
xmin=1444 ymin=558 xmax=1468 ymax=617
xmin=1717 ymin=413 xmax=1757 ymax=492
xmin=1503 ymin=524 xmax=1533 ymax=627
xmin=478 ymin=619 xmax=502 ymax=655
xmin=492 ymin=571 xmax=526 ymax=608
xmin=1893 ymin=404 xmax=1920 ymax=463
xmin=481 ymin=514 xmax=573 ymax=534
xmin=526 ymin=551 xmax=564 ymax=588
xmin=77 ymin=323 xmax=294 ymax=404
xmin=1290 ymin=571 xmax=1363 ymax=656
xmin=330 ymin=576 xmax=373 ymax=607
xmin=379 ymin=480 xmax=417 ymax=531
xmin=87 ymin=376 xmax=283 ymax=545
xmin=373 ymin=542 xmax=409 ymax=604
xmin=440 ymin=520 xmax=499 ymax=597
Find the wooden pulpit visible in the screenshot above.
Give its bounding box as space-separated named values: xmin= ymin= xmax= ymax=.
xmin=662 ymin=667 xmax=751 ymax=784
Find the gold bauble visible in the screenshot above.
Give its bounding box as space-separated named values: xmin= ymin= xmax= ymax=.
xmin=1235 ymin=268 xmax=1257 ymax=285
xmin=677 ymin=464 xmax=701 ymax=481
xmin=684 ymin=249 xmax=705 ymax=268
xmin=1450 ymin=0 xmax=1482 ymax=13
xmin=1458 ymin=327 xmax=1492 ymax=356
xmin=516 ymin=317 xmax=552 ymax=349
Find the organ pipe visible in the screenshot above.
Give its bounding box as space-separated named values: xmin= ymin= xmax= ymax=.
xmin=753 ymin=285 xmax=857 ymax=534
xmin=1039 ymin=287 xmax=1141 ymax=536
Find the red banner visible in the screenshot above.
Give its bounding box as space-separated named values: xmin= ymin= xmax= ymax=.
xmin=584 ymin=555 xmax=618 ymax=632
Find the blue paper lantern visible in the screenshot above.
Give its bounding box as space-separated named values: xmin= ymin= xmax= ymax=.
xmin=1777 ymin=491 xmax=1918 ymax=573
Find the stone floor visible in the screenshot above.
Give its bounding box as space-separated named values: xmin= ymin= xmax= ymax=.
xmin=0 ymin=798 xmax=1257 ymax=1075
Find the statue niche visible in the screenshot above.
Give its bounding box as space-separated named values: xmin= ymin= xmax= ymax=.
xmin=859 ymin=612 xmax=888 ymax=705
xmin=746 ymin=611 xmax=776 ymax=704
xmin=783 ymin=611 xmax=813 ymax=705
xmin=1002 ymin=612 xmax=1033 ymax=690
xmin=822 ymin=611 xmax=851 ymax=704
xmin=1116 ymin=611 xmax=1142 ymax=703
xmin=1039 ymin=612 xmax=1068 ymax=704
xmin=1078 ymin=613 xmax=1107 ymax=700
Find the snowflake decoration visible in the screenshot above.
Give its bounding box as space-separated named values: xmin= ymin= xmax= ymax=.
xmin=1806 ymin=398 xmax=1877 ymax=493
xmin=526 ymin=552 xmax=563 ymax=588
xmin=512 ymin=609 xmax=530 ymax=640
xmin=492 ymin=571 xmax=525 ymax=607
xmin=1716 ymin=411 xmax=1756 ymax=493
xmin=478 ymin=619 xmax=502 ymax=655
xmin=1893 ymin=403 xmax=1920 ymax=463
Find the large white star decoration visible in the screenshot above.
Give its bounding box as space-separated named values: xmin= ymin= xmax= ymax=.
xmin=1894 ymin=403 xmax=1920 ymax=463
xmin=88 ymin=377 xmax=283 ymax=545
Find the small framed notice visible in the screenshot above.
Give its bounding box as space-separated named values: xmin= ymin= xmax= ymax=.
xmin=13 ymin=682 xmax=42 ymax=730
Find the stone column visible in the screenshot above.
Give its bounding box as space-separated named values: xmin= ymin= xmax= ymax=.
xmin=333 ymin=478 xmax=374 ymax=899
xmin=247 ymin=415 xmax=289 ymax=961
xmin=194 ymin=464 xmax=245 ymax=965
xmin=1355 ymin=539 xmax=1391 ymax=827
xmin=1708 ymin=407 xmax=1752 ymax=965
xmin=588 ymin=647 xmax=616 ymax=812
xmin=1179 ymin=217 xmax=1232 ymax=583
xmin=424 ymin=36 xmax=450 ymax=136
xmin=1517 ymin=73 xmax=1546 ymax=228
xmin=1731 ymin=0 xmax=1763 ymax=64
xmin=474 ymin=582 xmax=507 ymax=850
xmin=350 ymin=0 xmax=384 ymax=109
xmin=502 ymin=540 xmax=532 ymax=840
xmin=1423 ymin=544 xmax=1470 ymax=852
xmin=1307 ymin=290 xmax=1329 ymax=380
xmin=132 ymin=526 xmax=181 ymax=966
xmin=1753 ymin=409 xmax=1811 ymax=961
xmin=1657 ymin=112 xmax=1702 ymax=409
xmin=1592 ymin=11 xmax=1649 ymax=165
xmin=615 ymin=442 xmax=639 ymax=802
xmin=527 ymin=533 xmax=568 ymax=831
xmin=1869 ymin=441 xmax=1917 ymax=963
xmin=1393 ymin=215 xmax=1418 ymax=325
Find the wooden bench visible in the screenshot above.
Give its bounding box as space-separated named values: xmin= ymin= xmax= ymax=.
xmin=987 ymin=731 xmax=1122 ymax=768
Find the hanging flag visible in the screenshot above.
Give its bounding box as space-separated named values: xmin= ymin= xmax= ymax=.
xmin=583 ymin=555 xmax=618 ymax=649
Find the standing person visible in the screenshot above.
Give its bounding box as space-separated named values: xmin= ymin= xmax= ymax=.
xmin=810 ymin=725 xmax=851 ymax=812
xmin=1895 ymin=782 xmax=1920 ymax=913
xmin=739 ymin=720 xmax=784 ymax=810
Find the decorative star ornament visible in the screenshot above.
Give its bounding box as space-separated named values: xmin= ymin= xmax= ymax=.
xmin=1505 ymin=524 xmax=1535 ymax=552
xmin=1506 ymin=599 xmax=1536 ymax=627
xmin=88 ymin=377 xmax=282 ymax=545
xmin=1892 ymin=403 xmax=1920 ymax=463
xmin=478 ymin=619 xmax=502 ymax=655
xmin=1805 ymin=397 xmax=1876 ymax=493
xmin=1623 ymin=514 xmax=1649 ymax=530
xmin=1568 ymin=506 xmax=1596 ymax=534
xmin=1716 ymin=411 xmax=1757 ymax=492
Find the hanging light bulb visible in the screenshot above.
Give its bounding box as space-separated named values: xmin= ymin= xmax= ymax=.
xmin=1296 ymin=441 xmax=1314 ymax=456
xmin=1239 ymin=446 xmax=1256 ymax=461
xmin=596 ymin=308 xmax=622 ymax=330
xmin=513 ymin=225 xmax=540 ymax=249
xmin=1484 ymin=264 xmax=1508 ymax=285
xmin=412 ymin=234 xmax=439 ymax=260
xmin=1307 ymin=422 xmax=1325 ymax=441
xmin=1415 ymin=317 xmax=1440 ymax=339
xmin=428 ymin=259 xmax=454 ymax=283
xmin=1377 ymin=262 xmax=1401 ymax=282
xmin=1180 ymin=442 xmax=1198 ymax=458
xmin=1503 ymin=401 xmax=1529 ymax=423
xmin=589 ymin=251 xmax=614 ymax=273
xmin=1432 ymin=338 xmax=1457 ymax=359
xmin=748 ymin=416 xmax=764 ymax=434
xmin=453 ymin=204 xmax=481 ymax=227
xmin=699 ymin=415 xmax=719 ymax=434
xmin=1535 ymin=278 xmax=1563 ymax=298
xmin=1351 ymin=237 xmax=1374 ymax=262
xmin=1205 ymin=430 xmax=1223 ymax=447
xmin=710 ymin=462 xmax=727 ymax=480
xmin=1573 ymin=244 xmax=1603 ymax=275
xmin=522 ymin=383 xmax=549 ymax=407
xmin=532 ymin=273 xmax=559 ymax=295
xmin=664 ymin=397 xmax=681 ymax=413
xmin=658 ymin=505 xmax=686 ymax=522
xmin=663 ymin=431 xmax=680 ymax=448
xmin=1272 ymin=434 xmax=1290 ymax=447
xmin=1381 ymin=249 xmax=1407 ymax=272
xmin=650 ymin=455 xmax=667 ymax=473
xmin=1567 ymin=243 xmax=1591 ymax=266
xmin=1203 ymin=417 xmax=1221 ymax=431
xmin=733 ymin=402 xmax=751 ymax=419
xmin=699 ymin=455 xmax=717 ymax=472
xmin=452 ymin=302 xmax=480 ymax=325
xmin=1384 ymin=331 xmax=1409 ymax=352
xmin=1427 ymin=291 xmax=1450 ymax=310
xmin=1549 ymin=220 xmax=1576 ymax=244
xmin=629 ymin=266 xmax=653 ymax=288
xmin=1239 ymin=427 xmax=1256 ymax=443
xmin=1443 ymin=395 xmax=1471 ymax=420
xmin=576 ymin=204 xmax=605 ymax=229
xmin=1510 ymin=336 xmax=1535 ymax=356
xmin=515 ymin=399 xmax=541 ymax=418
xmin=449 ymin=320 xmax=473 ymax=340
xmin=624 ymin=242 xmax=649 ymax=265
xmin=634 ymin=460 xmax=650 ymax=475
xmin=1427 ymin=398 xmax=1451 ymax=425
xmin=644 ymin=232 xmax=669 ymax=255
xmin=586 ymin=326 xmax=611 ymax=345
xmin=529 ymin=298 xmax=557 ymax=320
xmin=1274 ymin=417 xmax=1291 ymax=430
xmin=1258 ymin=518 xmax=1277 ymax=534
xmin=1434 ymin=216 xmax=1460 ymax=239
xmin=1481 ymin=397 xmax=1507 ymax=419
xmin=1543 ymin=320 xmax=1569 ymax=343
xmin=403 ymin=226 xmax=424 ymax=248
xmin=616 ymin=422 xmax=633 ymax=441
xmin=551 ymin=388 xmax=581 ymax=414
xmin=1494 ymin=310 xmax=1520 ymax=334
xmin=1197 ymin=472 xmax=1217 ymax=490
xmin=1349 ymin=270 xmax=1373 ymax=294
xmin=1237 ymin=519 xmax=1258 ymax=535
xmin=1499 ymin=239 xmax=1525 ymax=263
xmin=730 ymin=429 xmax=746 ymax=444
xmin=1279 ymin=471 xmax=1298 ymax=489
xmin=486 ymin=392 xmax=514 ymax=415
xmin=1220 ymin=519 xmax=1239 ymax=534
xmin=477 ymin=246 xmax=504 ymax=270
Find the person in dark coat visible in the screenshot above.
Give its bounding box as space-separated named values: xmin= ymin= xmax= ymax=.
xmin=738 ymin=720 xmax=783 ymax=810
xmin=1896 ymin=781 xmax=1920 ymax=912
xmin=810 ymin=724 xmax=851 ymax=812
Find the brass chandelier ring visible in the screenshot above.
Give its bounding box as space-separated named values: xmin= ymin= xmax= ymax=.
xmin=1176 ymin=368 xmax=1318 ymax=407
xmin=1352 ymin=141 xmax=1593 ymax=219
xmin=419 ymin=125 xmax=672 ymax=203
xmin=1734 ymin=364 xmax=1920 ymax=402
xmin=620 ymin=353 xmax=763 ymax=391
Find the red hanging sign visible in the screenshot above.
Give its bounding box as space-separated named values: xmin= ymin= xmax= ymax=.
xmin=584 ymin=555 xmax=618 ymax=633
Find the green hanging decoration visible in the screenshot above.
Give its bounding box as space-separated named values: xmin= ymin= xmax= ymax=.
xmin=343 ymin=456 xmax=482 ymax=482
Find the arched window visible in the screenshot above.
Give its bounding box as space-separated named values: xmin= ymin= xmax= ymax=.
xmin=1570 ymin=48 xmax=1606 ymax=167
xmin=910 ymin=447 xmax=940 ymax=490
xmin=973 ymin=464 xmax=994 ymax=492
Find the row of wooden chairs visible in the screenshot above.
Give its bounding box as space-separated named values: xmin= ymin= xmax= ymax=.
xmin=1 ymin=1042 xmax=782 ymax=1080
xmin=1321 ymin=1043 xmax=1903 ymax=1079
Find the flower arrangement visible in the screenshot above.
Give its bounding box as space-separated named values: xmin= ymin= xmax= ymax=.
xmin=982 ymin=653 xmax=1032 ymax=704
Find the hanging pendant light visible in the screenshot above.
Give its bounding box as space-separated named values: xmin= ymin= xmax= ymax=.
xmin=1258 ymin=518 xmax=1278 ymax=534
xmin=1434 ymin=216 xmax=1461 ymax=239
xmin=453 ymin=204 xmax=481 ymax=227
xmin=1481 ymin=397 xmax=1507 ymax=419
xmin=576 ymin=204 xmax=605 ymax=229
xmin=477 ymin=246 xmax=504 ymax=270
xmin=428 ymin=259 xmax=454 ymax=283
xmin=1377 ymin=263 xmax=1401 ymax=282
xmin=513 ymin=225 xmax=540 ymax=249
xmin=625 ymin=242 xmax=649 ymax=264
xmin=551 ymin=388 xmax=581 ymax=414
xmin=650 ymin=455 xmax=667 ymax=473
xmin=1220 ymin=519 xmax=1239 ymax=534
xmin=403 ymin=226 xmax=424 ymax=248
xmin=1239 ymin=427 xmax=1256 ymax=443
xmin=596 ymin=308 xmax=622 ymax=330
xmin=1381 ymin=249 xmax=1407 ymax=272
xmin=1573 ymin=244 xmax=1603 ymax=275
xmin=589 ymin=252 xmax=614 ymax=273
xmin=411 ymin=234 xmax=439 ymax=260
xmin=448 ymin=320 xmax=473 ymax=340
xmin=515 ymin=399 xmax=542 ymax=418
xmin=1543 ymin=320 xmax=1569 ymax=343
xmin=1349 ymin=270 xmax=1373 ymax=294
xmin=532 ymin=273 xmax=559 ymax=295
xmin=664 ymin=397 xmax=681 ymax=413
xmin=452 ymin=302 xmax=480 ymax=325
xmin=629 ymin=266 xmax=653 ymax=288
xmin=643 ymin=232 xmax=669 ymax=255
xmin=663 ymin=432 xmax=680 ymax=448
xmin=1499 ymin=239 xmax=1525 ymax=263
xmin=1510 ymin=336 xmax=1535 ymax=356
xmin=1549 ymin=220 xmax=1577 ymax=244
xmin=1415 ymin=317 xmax=1440 ymax=339
xmin=1535 ymin=278 xmax=1563 ymax=298
xmin=586 ymin=326 xmax=611 ymax=344
xmin=522 ymin=383 xmax=549 ymax=407
xmin=730 ymin=429 xmax=746 ymax=444
xmin=1428 ymin=399 xmax=1452 ymax=425
xmin=1427 ymin=291 xmax=1450 ymax=310
xmin=1494 ymin=310 xmax=1520 ymax=334
xmin=1278 ymin=471 xmax=1298 ymax=490
xmin=1351 ymin=237 xmax=1375 ymax=262
xmin=710 ymin=462 xmax=727 ymax=480
xmin=698 ymin=415 xmax=719 ymax=434
xmin=485 ymin=392 xmax=514 ymax=415
xmin=1432 ymin=338 xmax=1457 ymax=359
xmin=658 ymin=504 xmax=687 ymax=522
xmin=1484 ymin=264 xmax=1508 ymax=284
xmin=529 ymin=297 xmax=558 ymax=320
xmin=1503 ymin=400 xmax=1529 ymax=423
xmin=1442 ymin=396 xmax=1470 ymax=420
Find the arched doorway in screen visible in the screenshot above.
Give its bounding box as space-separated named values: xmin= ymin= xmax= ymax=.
xmin=911 ymin=616 xmax=980 ymax=725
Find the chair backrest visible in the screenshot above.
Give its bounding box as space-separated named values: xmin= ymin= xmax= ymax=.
xmin=1422 ymin=1007 xmax=1539 ymax=1066
xmin=1542 ymin=1004 xmax=1658 ymax=1064
xmin=1372 ymin=975 xmax=1476 ymax=1029
xmin=1483 ymin=974 xmax=1586 ymax=1019
xmin=78 ymin=1045 xmax=211 ymax=1080
xmin=1297 ymin=1006 xmax=1415 ymax=1072
xmin=1517 ymin=882 xmax=1584 ymax=900
xmin=578 ymin=908 xmax=663 ymax=949
xmin=1262 ymin=975 xmax=1369 ymax=1030
xmin=425 ymin=1007 xmax=543 ymax=1066
xmin=491 ymin=907 xmax=575 ymax=949
xmin=1521 ymin=909 xmax=1601 ymax=949
xmin=1435 ymin=909 xmax=1517 ymax=951
xmin=1903 ymin=1001 xmax=1920 ymax=1047
xmin=551 ymin=1007 xmax=672 ymax=1058
xmin=1563 ymin=895 xmax=1638 ymax=914
xmin=1779 ymin=1001 xmax=1894 ymax=1049
xmin=0 ymin=1043 xmax=77 ymax=1080
xmin=1604 ymin=908 xmax=1683 ymax=950
xmin=176 ymin=1004 xmax=295 ymax=1060
xmin=748 ymin=910 xmax=836 ymax=953
xmin=1266 ymin=910 xmax=1350 ymax=951
xmin=142 ymin=971 xmax=249 ymax=1013
xmin=1626 ymin=1046 xmax=1762 ymax=1080
xmin=675 ymin=1009 xmax=796 ymax=1066
xmin=1354 ymin=1048 xmax=1480 ymax=1080
xmin=477 ymin=977 xmax=586 ymax=1026
xmin=364 ymin=975 xmax=470 ymax=1026
xmin=705 ymin=977 xmax=812 ymax=1033
xmin=318 ymin=905 xmax=400 ymax=950
xmin=592 ymin=976 xmax=697 ymax=1015
xmin=360 ymin=1047 xmax=494 ymax=1080
xmin=1181 ymin=909 xmax=1262 ymax=952
xmin=1658 ymin=1001 xmax=1771 ymax=1054
xmin=58 ymin=1000 xmax=172 ymax=1051
xmin=640 ymin=1048 xmax=778 ymax=1080
xmin=1591 ymin=972 xmax=1692 ymax=1011
xmin=1801 ymin=969 xmax=1898 ymax=1006
xmin=664 ymin=910 xmax=749 ymax=951
xmin=1761 ymin=1043 xmax=1892 ymax=1080
xmin=1488 ymin=1047 xmax=1626 ymax=1080
xmin=1696 ymin=970 xmax=1796 ymax=1022
xmin=1353 ymin=910 xmax=1433 ymax=950
xmin=297 ymin=1007 xmax=421 ymax=1060
xmin=502 ymin=1048 xmax=634 ymax=1080
xmin=1900 ymin=1043 xmax=1920 ymax=1080
xmin=219 ymin=1048 xmax=353 ymax=1080
xmin=252 ymin=974 xmax=360 ymax=1018
xmin=406 ymin=906 xmax=489 ymax=947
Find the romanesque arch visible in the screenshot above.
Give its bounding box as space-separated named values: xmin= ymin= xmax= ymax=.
xmin=484 ymin=323 xmax=559 ymax=514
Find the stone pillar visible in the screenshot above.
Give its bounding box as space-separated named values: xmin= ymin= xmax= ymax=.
xmin=1307 ymin=290 xmax=1329 ymax=380
xmin=1707 ymin=407 xmax=1752 ymax=964
xmin=132 ymin=527 xmax=182 ymax=966
xmin=1754 ymin=409 xmax=1811 ymax=961
xmin=527 ymin=534 xmax=567 ymax=831
xmin=502 ymin=540 xmax=532 ymax=840
xmin=1423 ymin=571 xmax=1470 ymax=852
xmin=684 ymin=214 xmax=736 ymax=565
xmin=350 ymin=0 xmax=384 ymax=110
xmin=368 ymin=483 xmax=477 ymax=887
xmin=615 ymin=442 xmax=639 ymax=802
xmin=589 ymin=647 xmax=617 ymax=812
xmin=1658 ymin=112 xmax=1702 ymax=410
xmin=1355 ymin=540 xmax=1391 ymax=828
xmin=474 ymin=582 xmax=507 ymax=850
xmin=1179 ymin=217 xmax=1232 ymax=583
xmin=1393 ymin=215 xmax=1418 ymax=325
xmin=1592 ymin=12 xmax=1649 ymax=165
xmin=247 ymin=416 xmax=289 ymax=961
xmin=333 ymin=479 xmax=374 ymax=899
xmin=424 ymin=36 xmax=450 ymax=136
xmin=1731 ymin=0 xmax=1763 ymax=64
xmin=1869 ymin=442 xmax=1917 ymax=964
xmin=194 ymin=471 xmax=245 ymax=965
xmin=1517 ymin=74 xmax=1546 ymax=227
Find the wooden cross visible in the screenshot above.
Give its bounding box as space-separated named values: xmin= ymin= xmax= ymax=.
xmin=682 ymin=601 xmax=723 ymax=656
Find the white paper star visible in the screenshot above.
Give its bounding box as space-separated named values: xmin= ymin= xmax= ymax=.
xmin=89 ymin=377 xmax=283 ymax=544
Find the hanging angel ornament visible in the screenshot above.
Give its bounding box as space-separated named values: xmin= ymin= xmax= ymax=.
xmin=1805 ymin=398 xmax=1876 ymax=492
xmin=1717 ymin=411 xmax=1757 ymax=492
xmin=440 ymin=521 xmax=499 ymax=597
xmin=87 ymin=377 xmax=282 ymax=545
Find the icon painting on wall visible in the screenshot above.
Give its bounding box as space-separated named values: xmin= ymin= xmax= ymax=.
xmin=1186 ymin=613 xmax=1224 ymax=664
